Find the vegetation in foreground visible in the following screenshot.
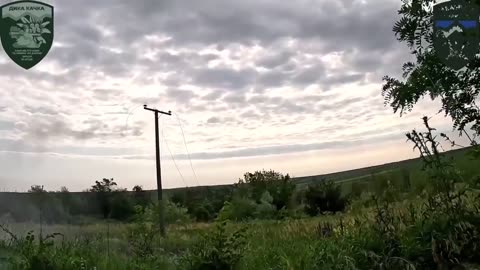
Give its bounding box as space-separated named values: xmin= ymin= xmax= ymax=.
xmin=0 ymin=120 xmax=479 ymax=270
xmin=1 ymin=0 xmax=480 ymax=269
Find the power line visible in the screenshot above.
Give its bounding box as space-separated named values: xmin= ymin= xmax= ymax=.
xmin=161 ymin=115 xmax=189 ymax=189
xmin=174 ymin=113 xmax=201 ymax=187
xmin=123 ymin=104 xmax=144 ymax=135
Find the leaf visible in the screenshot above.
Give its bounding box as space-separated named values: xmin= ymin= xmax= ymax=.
xmin=41 ymin=29 xmax=51 ymax=34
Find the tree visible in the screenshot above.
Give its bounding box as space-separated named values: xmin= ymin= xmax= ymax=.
xmin=90 ymin=178 xmax=117 ymax=193
xmin=132 ymin=185 xmax=150 ymax=207
xmin=28 ymin=185 xmax=46 ymax=193
xmin=132 ymin=185 xmax=143 ymax=192
xmin=304 ymin=179 xmax=348 ymax=216
xmin=110 ymin=191 xmax=135 ymax=221
xmin=382 ymin=0 xmax=480 ymax=144
xmin=237 ymin=170 xmax=295 ymax=210
xmin=89 ymin=178 xmax=118 ymax=219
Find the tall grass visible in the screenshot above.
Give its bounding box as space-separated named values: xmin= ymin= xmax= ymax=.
xmin=1 ymin=126 xmax=479 ymax=269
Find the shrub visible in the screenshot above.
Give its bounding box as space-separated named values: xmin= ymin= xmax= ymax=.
xmin=191 ymin=204 xmax=213 ymax=222
xmin=110 ymin=192 xmax=136 ymax=221
xmin=236 ymin=170 xmax=295 ymax=210
xmin=145 ymin=200 xmax=191 ymax=226
xmin=0 ymin=225 xmax=63 ymax=270
xmin=164 ymin=200 xmax=192 ymax=225
xmin=254 ymin=203 xmax=276 ymax=220
xmin=217 ymin=197 xmax=257 ymax=222
xmin=126 ymin=206 xmax=159 ymax=258
xmin=252 ymin=191 xmax=277 ymax=219
xmin=185 ymin=221 xmax=247 ymax=270
xmin=304 ymin=179 xmax=348 ymax=216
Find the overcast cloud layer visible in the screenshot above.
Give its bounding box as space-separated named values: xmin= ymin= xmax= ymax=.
xmin=0 ymin=0 xmax=461 ymax=191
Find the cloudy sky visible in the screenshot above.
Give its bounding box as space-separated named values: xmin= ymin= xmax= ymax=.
xmin=0 ymin=0 xmax=468 ymax=192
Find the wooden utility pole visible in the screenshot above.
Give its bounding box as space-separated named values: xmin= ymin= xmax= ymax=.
xmin=144 ymin=104 xmax=171 ymax=237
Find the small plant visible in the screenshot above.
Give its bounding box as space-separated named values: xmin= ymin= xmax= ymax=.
xmin=0 ymin=224 xmax=63 ymax=270
xmin=127 ymin=205 xmax=161 ymax=258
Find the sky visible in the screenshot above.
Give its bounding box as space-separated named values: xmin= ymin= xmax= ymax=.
xmin=0 ymin=0 xmax=471 ymax=192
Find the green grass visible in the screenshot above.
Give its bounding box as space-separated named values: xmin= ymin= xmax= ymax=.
xmin=1 ymin=147 xmax=479 ymax=269
xmin=1 ymin=190 xmax=479 ymax=269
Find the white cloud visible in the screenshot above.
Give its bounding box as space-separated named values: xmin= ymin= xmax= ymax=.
xmin=0 ymin=0 xmax=463 ymax=190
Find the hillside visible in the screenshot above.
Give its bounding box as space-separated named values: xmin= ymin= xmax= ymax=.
xmin=164 ymin=145 xmax=475 ymax=192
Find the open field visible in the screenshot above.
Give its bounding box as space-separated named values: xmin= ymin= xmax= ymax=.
xmin=162 ymin=146 xmax=478 ymax=194
xmin=0 ymin=145 xmax=479 ymax=269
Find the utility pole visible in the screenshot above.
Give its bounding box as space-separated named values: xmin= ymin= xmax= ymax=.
xmin=144 ymin=104 xmax=171 ymax=237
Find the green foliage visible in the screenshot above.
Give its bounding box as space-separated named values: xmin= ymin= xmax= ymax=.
xmin=109 ymin=192 xmax=136 ymax=221
xmin=186 ymin=221 xmax=247 ymax=270
xmin=164 ymin=200 xmax=192 ymax=225
xmin=304 ymin=179 xmax=348 ymax=216
xmin=124 ymin=200 xmax=192 ymax=264
xmin=132 ymin=185 xmax=150 ymax=208
xmin=126 ymin=206 xmax=160 ymax=259
xmin=217 ymin=197 xmax=257 ymax=222
xmin=89 ymin=178 xmax=119 ymax=219
xmin=370 ymin=174 xmax=390 ymax=195
xmin=138 ymin=200 xmax=192 ymax=226
xmin=350 ymin=181 xmax=369 ymax=198
xmin=237 ymin=170 xmax=295 ymax=210
xmin=253 ymin=192 xmax=277 ymax=219
xmin=170 ymin=186 xmax=235 ymax=222
xmin=382 ymin=0 xmax=480 ymax=138
xmin=400 ymin=168 xmax=412 ymax=191
xmin=0 ymin=224 xmax=63 ymax=270
xmin=312 ymin=239 xmax=362 ymax=270
xmin=191 ymin=203 xmax=213 ymax=222
xmin=253 ymin=202 xmax=277 ymax=220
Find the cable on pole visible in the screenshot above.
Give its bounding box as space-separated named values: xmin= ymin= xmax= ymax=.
xmin=161 ymin=115 xmax=189 ymax=188
xmin=174 ymin=112 xmax=201 ymax=187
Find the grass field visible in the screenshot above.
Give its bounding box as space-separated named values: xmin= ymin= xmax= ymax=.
xmin=1 ymin=146 xmax=479 ymax=269
xmin=0 ymin=213 xmax=384 ymax=269
xmin=162 ymin=147 xmax=478 ymax=196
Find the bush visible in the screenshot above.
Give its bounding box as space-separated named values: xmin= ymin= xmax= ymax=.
xmin=253 ymin=191 xmax=277 ymax=219
xmin=304 ymin=179 xmax=348 ymax=216
xmin=145 ymin=200 xmax=191 ymax=226
xmin=188 ymin=200 xmax=216 ymax=222
xmin=164 ymin=200 xmax=192 ymax=225
xmin=191 ymin=204 xmax=213 ymax=222
xmin=237 ymin=170 xmax=295 ymax=210
xmin=185 ymin=221 xmax=247 ymax=270
xmin=127 ymin=206 xmax=160 ymax=259
xmin=217 ymin=197 xmax=257 ymax=222
xmin=110 ymin=192 xmax=136 ymax=221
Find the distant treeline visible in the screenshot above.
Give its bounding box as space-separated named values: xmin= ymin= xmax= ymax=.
xmin=0 ymin=171 xmax=348 ymax=224
xmin=0 ymin=147 xmax=473 ymax=224
xmin=0 ymin=181 xmax=238 ymax=224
